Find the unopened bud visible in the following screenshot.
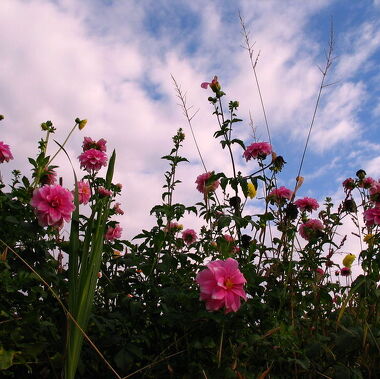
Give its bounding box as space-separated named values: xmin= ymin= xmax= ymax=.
xmin=0 ymin=115 xmax=4 ymax=121
xmin=78 ymin=119 xmax=88 ymax=130
xmin=356 ymin=169 xmax=366 ymax=180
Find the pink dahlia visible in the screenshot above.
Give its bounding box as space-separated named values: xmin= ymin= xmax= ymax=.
xmin=342 ymin=178 xmax=355 ymax=191
xmin=105 ymin=224 xmax=122 ymax=241
xmin=78 ymin=148 xmax=107 ymax=172
xmin=294 ymin=197 xmax=319 ymax=212
xmin=369 ymin=181 xmax=380 ymax=204
xmin=363 ymin=207 xmax=380 ymax=226
xmin=267 ymin=186 xmax=293 ymax=203
xmin=358 ymin=176 xmax=375 ymax=189
xmin=182 ymin=228 xmax=197 ymax=245
xmin=75 ymin=181 xmax=91 ymax=205
xmin=243 ymin=142 xmax=272 ymax=161
xmin=195 ymin=172 xmax=220 ymax=194
xmin=196 ymin=258 xmax=247 ymax=313
xmin=113 ymin=202 xmax=124 ymax=215
xmin=299 ymin=219 xmax=324 ymax=241
xmin=82 ymin=136 xmax=107 ymax=152
xmin=0 ymin=141 xmax=14 ymax=163
xmin=30 ymin=184 xmax=75 ymax=227
xmin=98 ymin=186 xmax=112 ymax=197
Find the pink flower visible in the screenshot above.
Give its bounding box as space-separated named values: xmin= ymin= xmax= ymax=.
xmin=164 ymin=222 xmax=183 ymax=232
xmin=98 ymin=186 xmax=112 ymax=197
xmin=82 ymin=137 xmax=107 ymax=152
xmin=299 ymin=219 xmax=324 ymax=241
xmin=315 ymin=268 xmax=324 ymax=277
xmin=201 ymin=76 xmax=221 ymax=92
xmin=196 ymin=258 xmax=247 ymax=313
xmin=267 ymin=186 xmax=293 ymax=203
xmin=294 ymin=197 xmax=319 ymax=212
xmin=0 ymin=141 xmax=14 ymax=163
xmin=113 ymin=202 xmax=124 ymax=215
xmin=40 ymin=166 xmax=57 ymax=185
xmin=342 ymin=178 xmax=355 ymax=191
xmin=369 ymin=181 xmax=380 ymax=204
xmin=182 ymin=229 xmax=197 ymax=245
xmin=243 ymin=142 xmax=272 ymax=161
xmin=359 ymin=176 xmax=375 ymax=189
xmin=363 ymin=207 xmax=380 ymax=226
xmin=105 ymin=224 xmax=122 ymax=241
xmin=30 ymin=184 xmax=75 ymax=227
xmin=78 ymin=148 xmax=107 ymax=172
xmin=75 ymin=181 xmax=91 ymax=205
xmin=195 ymin=172 xmax=220 ymax=194
xmin=223 ymin=234 xmax=235 ymax=243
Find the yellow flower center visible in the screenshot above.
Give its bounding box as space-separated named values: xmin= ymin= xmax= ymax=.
xmin=225 ymin=278 xmax=234 ymax=290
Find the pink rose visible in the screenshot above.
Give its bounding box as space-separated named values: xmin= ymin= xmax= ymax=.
xmin=78 ymin=148 xmax=107 ymax=172
xmin=105 ymin=224 xmax=122 ymax=241
xmin=267 ymin=186 xmax=293 ymax=203
xmin=363 ymin=207 xmax=380 ymax=226
xmin=196 ymin=258 xmax=247 ymax=313
xmin=299 ymin=219 xmax=324 ymax=241
xmin=195 ymin=172 xmax=220 ymax=194
xmin=294 ymin=197 xmax=319 ymax=212
xmin=30 ymin=184 xmax=75 ymax=227
xmin=243 ymin=142 xmax=272 ymax=161
xmin=0 ymin=141 xmax=14 ymax=163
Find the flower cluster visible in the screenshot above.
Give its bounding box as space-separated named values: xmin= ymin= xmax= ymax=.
xmin=78 ymin=137 xmax=108 ymax=172
xmin=196 ymin=258 xmax=247 ymax=313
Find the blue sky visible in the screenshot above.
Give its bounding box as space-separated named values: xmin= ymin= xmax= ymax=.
xmin=1 ymin=0 xmax=380 ymax=248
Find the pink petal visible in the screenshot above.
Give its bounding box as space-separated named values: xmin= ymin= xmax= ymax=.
xmin=201 ymin=82 xmax=210 ymax=89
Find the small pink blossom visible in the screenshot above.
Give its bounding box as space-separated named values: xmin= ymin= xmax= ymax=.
xmin=342 ymin=178 xmax=355 ymax=191
xmin=98 ymin=186 xmax=112 ymax=197
xmin=78 ymin=148 xmax=107 ymax=172
xmin=195 ymin=172 xmax=220 ymax=194
xmin=113 ymin=202 xmax=124 ymax=215
xmin=359 ymin=176 xmax=375 ymax=189
xmin=82 ymin=137 xmax=107 ymax=152
xmin=105 ymin=224 xmax=122 ymax=241
xmin=75 ymin=181 xmax=91 ymax=205
xmin=294 ymin=197 xmax=319 ymax=212
xmin=196 ymin=258 xmax=247 ymax=313
xmin=164 ymin=222 xmax=183 ymax=232
xmin=267 ymin=186 xmax=293 ymax=203
xmin=30 ymin=184 xmax=75 ymax=227
xmin=182 ymin=229 xmax=197 ymax=245
xmin=201 ymin=76 xmax=220 ymax=92
xmin=363 ymin=207 xmax=380 ymax=226
xmin=243 ymin=142 xmax=272 ymax=161
xmin=0 ymin=141 xmax=14 ymax=163
xmin=223 ymin=234 xmax=235 ymax=243
xmin=299 ymin=219 xmax=324 ymax=241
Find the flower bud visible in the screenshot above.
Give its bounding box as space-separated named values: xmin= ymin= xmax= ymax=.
xmin=342 ymin=199 xmax=357 ymax=213
xmin=0 ymin=115 xmax=4 ymax=121
xmin=356 ymin=169 xmax=366 ymax=180
xmin=241 ymin=234 xmax=252 ymax=249
xmin=229 ymin=196 xmax=241 ymax=209
xmin=78 ymin=119 xmax=88 ymax=130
